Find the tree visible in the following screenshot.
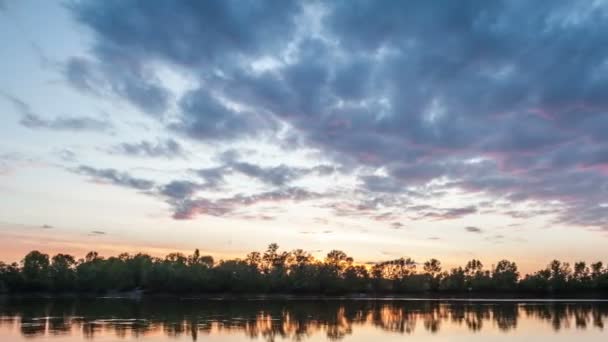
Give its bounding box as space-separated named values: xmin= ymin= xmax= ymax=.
xmin=423 ymin=259 xmax=442 ymax=276
xmin=321 ymin=250 xmax=352 ymax=293
xmin=572 ymin=261 xmax=590 ymax=290
xmin=22 ymin=251 xmax=50 ymax=291
xmin=262 ymin=243 xmax=280 ymax=274
xmin=423 ymin=259 xmax=442 ymax=291
xmin=76 ymin=251 xmax=106 ymax=292
xmin=288 ymin=249 xmax=313 ymax=268
xmin=493 ymin=260 xmax=519 ymax=291
xmin=591 ymin=262 xmax=604 ymax=280
xmin=440 ymin=267 xmax=466 ymax=291
xmin=4 ymin=247 xmax=608 ymax=295
xmin=325 ymin=250 xmax=350 ymax=271
xmin=245 ymin=252 xmax=262 ymax=269
xmin=0 ymin=262 xmax=22 ymax=293
xmin=463 ymin=260 xmax=492 ymax=291
xmin=50 ymin=253 xmax=77 ymax=291
xmin=547 ymin=260 xmax=570 ymax=291
xmin=465 ymin=260 xmax=483 ymax=277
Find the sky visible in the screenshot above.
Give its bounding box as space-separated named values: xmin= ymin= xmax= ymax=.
xmin=1 ymin=0 xmax=608 ymax=273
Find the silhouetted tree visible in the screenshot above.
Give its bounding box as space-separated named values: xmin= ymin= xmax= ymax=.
xmin=21 ymin=251 xmax=50 ymax=291
xmin=50 ymin=253 xmax=76 ymax=291
xmin=1 ymin=246 xmax=607 ymax=295
xmin=493 ymin=260 xmax=519 ymax=291
xmin=423 ymin=259 xmax=442 ymax=291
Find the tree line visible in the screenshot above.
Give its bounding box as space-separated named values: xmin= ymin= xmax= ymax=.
xmin=1 ymin=243 xmax=608 ymax=294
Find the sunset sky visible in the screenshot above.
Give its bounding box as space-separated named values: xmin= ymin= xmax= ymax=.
xmin=1 ymin=1 xmax=608 ymax=273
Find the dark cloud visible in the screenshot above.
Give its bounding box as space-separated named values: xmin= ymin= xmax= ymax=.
xmin=228 ymin=161 xmax=305 ymax=186
xmin=2 ymin=92 xmax=112 ymax=132
xmin=413 ymin=206 xmax=478 ymax=221
xmin=65 ymin=1 xmax=608 ymax=229
xmin=391 ymin=222 xmax=404 ymax=229
xmin=90 ymin=230 xmax=106 ymax=235
xmin=324 ymin=197 xmax=406 ymax=219
xmin=20 ymin=113 xmax=112 ymax=132
xmin=235 ymin=213 xmax=275 ymax=221
xmin=113 ymin=139 xmax=185 ymax=158
xmin=465 ymin=226 xmax=483 ymax=234
xmin=359 ymin=175 xmax=405 ymax=194
xmin=1 ymin=92 xmax=31 ymax=116
xmin=195 ymin=167 xmax=226 ymax=189
xmin=371 ymin=212 xmax=397 ymax=222
xmin=172 ymin=187 xmax=324 ymax=220
xmin=41 ymin=224 xmax=53 ymax=229
xmin=160 ymin=180 xmax=202 ymax=200
xmin=194 ymin=153 xmax=337 ymax=188
xmin=76 ymin=165 xmax=155 ymax=191
xmin=173 ymin=88 xmax=278 ymax=141
xmin=70 ymin=0 xmax=302 ymax=65
xmin=72 ymin=158 xmax=330 ymax=220
xmin=64 ymin=55 xmax=171 ymax=117
xmin=65 ymin=0 xmax=302 ymax=118
xmin=57 ymin=149 xmax=77 ymax=162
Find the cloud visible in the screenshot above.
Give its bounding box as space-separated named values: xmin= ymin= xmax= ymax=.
xmin=0 ymin=155 xmax=12 ymax=175
xmin=69 ymin=0 xmax=303 ymax=67
xmin=57 ymin=149 xmax=77 ymax=162
xmin=64 ymin=56 xmax=171 ymax=117
xmin=172 ymin=88 xmax=278 ymax=141
xmin=112 ymin=138 xmax=185 ymax=158
xmin=228 ymin=161 xmax=306 ymax=186
xmin=41 ymin=224 xmax=53 ymax=229
xmin=411 ymin=206 xmax=478 ymax=221
xmin=90 ymin=230 xmax=106 ymax=235
xmin=172 ymin=187 xmax=324 ymax=220
xmin=0 ymin=152 xmax=47 ymax=175
xmin=1 ymin=92 xmax=31 ymax=115
xmin=76 ymin=165 xmax=155 ymax=191
xmin=465 ymin=226 xmax=483 ymax=234
xmin=193 ymin=153 xmax=337 ymax=188
xmin=20 ymin=113 xmax=112 ymax=132
xmin=2 ymin=91 xmax=112 ymax=132
xmin=195 ymin=167 xmax=227 ymax=189
xmin=74 ymin=159 xmax=326 ymax=220
xmin=65 ymin=0 xmax=303 ymax=118
xmin=300 ymin=229 xmax=333 ymax=235
xmin=359 ymin=175 xmax=405 ymax=194
xmin=484 ymin=234 xmax=506 ymax=244
xmin=391 ymin=222 xmax=405 ymax=229
xmin=160 ymin=180 xmax=202 ymax=200
xmin=62 ymin=1 xmax=608 ymax=230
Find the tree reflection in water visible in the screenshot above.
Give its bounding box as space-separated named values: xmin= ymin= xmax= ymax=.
xmin=0 ymin=299 xmax=606 ymax=341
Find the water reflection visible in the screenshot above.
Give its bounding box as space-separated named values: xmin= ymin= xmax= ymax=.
xmin=0 ymin=298 xmax=606 ymax=340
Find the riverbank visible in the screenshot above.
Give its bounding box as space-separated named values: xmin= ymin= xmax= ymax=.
xmin=3 ymin=292 xmax=608 ymax=301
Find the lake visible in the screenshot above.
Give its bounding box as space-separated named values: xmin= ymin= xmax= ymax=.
xmin=1 ymin=297 xmax=607 ymax=341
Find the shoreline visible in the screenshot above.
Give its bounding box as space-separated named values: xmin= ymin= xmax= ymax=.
xmin=3 ymin=293 xmax=608 ymax=301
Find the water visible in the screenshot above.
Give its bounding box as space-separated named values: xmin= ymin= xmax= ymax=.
xmin=1 ymin=297 xmax=607 ymax=341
